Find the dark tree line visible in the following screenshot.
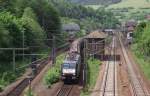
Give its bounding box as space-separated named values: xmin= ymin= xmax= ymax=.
xmin=65 ymin=0 xmax=121 ymax=5
xmin=50 ymin=0 xmax=118 ymax=29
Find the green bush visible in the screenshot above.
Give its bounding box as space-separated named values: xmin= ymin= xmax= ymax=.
xmin=134 ymin=21 xmax=150 ymax=56
xmin=43 ymin=54 xmax=65 ymax=87
xmin=44 ymin=68 xmax=59 ymax=87
xmin=0 ymin=73 xmax=8 ymax=92
xmin=24 ymin=88 xmax=35 ymax=96
xmin=81 ymin=58 xmax=101 ymax=96
xmin=87 ymin=58 xmax=101 ymax=88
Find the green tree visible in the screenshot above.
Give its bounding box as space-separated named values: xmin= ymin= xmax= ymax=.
xmin=22 ymin=7 xmax=45 ymax=50
xmin=0 ymin=0 xmax=12 ymax=11
xmin=30 ymin=0 xmax=61 ymax=40
xmin=0 ymin=12 xmax=23 ymax=48
xmin=11 ymin=0 xmax=30 ymax=16
xmin=0 ymin=12 xmax=23 ymax=60
xmin=0 ymin=22 xmax=11 ymax=48
xmin=134 ymin=22 xmax=146 ymax=42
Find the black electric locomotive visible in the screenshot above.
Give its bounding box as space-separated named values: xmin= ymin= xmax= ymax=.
xmin=61 ymin=38 xmax=84 ymax=81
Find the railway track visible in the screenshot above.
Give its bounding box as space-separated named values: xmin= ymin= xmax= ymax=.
xmin=100 ymin=36 xmax=118 ymax=96
xmin=117 ymin=32 xmax=150 ymax=96
xmin=56 ymin=84 xmax=73 ymax=96
xmin=3 ymin=43 xmax=69 ymax=96
xmin=7 ymin=58 xmax=48 ymax=96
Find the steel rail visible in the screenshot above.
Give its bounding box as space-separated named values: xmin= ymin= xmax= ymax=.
xmin=56 ymin=84 xmax=73 ymax=96
xmin=100 ymin=36 xmax=117 ymax=96
xmin=117 ymin=32 xmax=149 ymax=96
xmin=2 ymin=44 xmax=69 ymax=96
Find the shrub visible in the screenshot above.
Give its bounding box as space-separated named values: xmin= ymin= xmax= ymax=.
xmin=44 ymin=68 xmax=59 ymax=88
xmin=87 ymin=58 xmax=101 ymax=88
xmin=81 ymin=57 xmax=101 ymax=96
xmin=24 ymin=88 xmax=35 ymax=96
xmin=43 ymin=54 xmax=65 ymax=88
xmin=0 ymin=73 xmax=8 ymax=91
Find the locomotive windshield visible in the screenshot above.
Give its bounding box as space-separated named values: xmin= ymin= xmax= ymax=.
xmin=63 ymin=63 xmax=76 ymax=69
xmin=129 ymin=32 xmax=133 ymax=37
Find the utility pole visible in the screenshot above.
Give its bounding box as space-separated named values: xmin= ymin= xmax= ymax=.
xmin=52 ymin=35 xmax=56 ymax=65
xmin=22 ymin=30 xmax=25 ymax=63
xmin=83 ymin=38 xmax=88 ymax=87
xmin=13 ymin=49 xmax=16 ymax=72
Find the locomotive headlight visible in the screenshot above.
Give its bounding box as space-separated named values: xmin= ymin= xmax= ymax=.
xmin=72 ymin=69 xmax=75 ymax=73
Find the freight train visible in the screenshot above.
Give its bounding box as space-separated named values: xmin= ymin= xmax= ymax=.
xmin=61 ymin=38 xmax=84 ymax=81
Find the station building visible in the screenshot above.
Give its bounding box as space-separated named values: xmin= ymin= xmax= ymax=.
xmin=85 ymin=31 xmax=107 ymax=58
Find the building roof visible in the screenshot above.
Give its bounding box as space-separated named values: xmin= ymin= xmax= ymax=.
xmin=62 ymin=23 xmax=80 ymax=31
xmin=85 ymin=31 xmax=107 ymax=39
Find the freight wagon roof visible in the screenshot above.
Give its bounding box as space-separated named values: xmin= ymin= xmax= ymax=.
xmin=69 ymin=38 xmax=82 ymax=52
xmin=65 ymin=53 xmax=80 ymax=61
xmin=85 ymin=31 xmax=107 ymax=39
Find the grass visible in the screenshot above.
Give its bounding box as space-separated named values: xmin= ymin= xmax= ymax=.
xmin=86 ymin=0 xmax=150 ymax=9
xmin=43 ymin=54 xmax=65 ymax=88
xmin=80 ymin=58 xmax=101 ymax=96
xmin=108 ymin=0 xmax=150 ymax=9
xmin=85 ymin=5 xmax=103 ymax=9
xmin=132 ymin=44 xmax=150 ymax=80
xmin=24 ymin=88 xmax=36 ymax=96
xmin=107 ymin=0 xmax=150 ymax=21
xmin=86 ymin=0 xmax=150 ymax=22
